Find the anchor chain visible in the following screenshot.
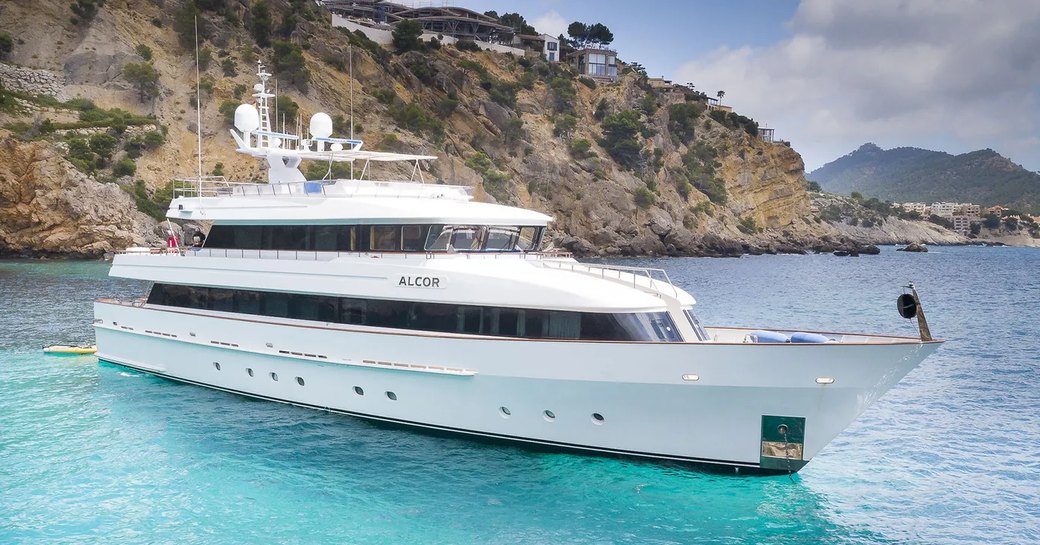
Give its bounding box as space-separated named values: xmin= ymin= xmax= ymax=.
xmin=779 ymin=424 xmax=794 ymax=478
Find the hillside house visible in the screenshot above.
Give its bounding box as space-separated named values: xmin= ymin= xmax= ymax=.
xmin=570 ymin=47 xmax=618 ymax=81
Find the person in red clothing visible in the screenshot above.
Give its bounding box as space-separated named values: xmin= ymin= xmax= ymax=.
xmin=166 ymin=231 xmax=180 ymax=251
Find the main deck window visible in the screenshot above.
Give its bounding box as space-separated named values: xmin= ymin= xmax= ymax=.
xmin=204 ymin=224 xmax=545 ymax=253
xmin=146 ymin=283 xmax=682 ymax=342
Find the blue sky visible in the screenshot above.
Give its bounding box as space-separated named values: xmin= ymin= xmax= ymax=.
xmin=457 ymin=1 xmax=1040 ymax=174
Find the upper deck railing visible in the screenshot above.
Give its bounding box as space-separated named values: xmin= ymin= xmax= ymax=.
xmin=118 ymin=247 xmax=573 ymax=261
xmin=172 ymin=177 xmax=474 ymax=201
xmin=541 ymin=261 xmax=678 ymax=297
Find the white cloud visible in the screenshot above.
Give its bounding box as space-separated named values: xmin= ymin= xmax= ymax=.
xmin=675 ymin=0 xmax=1040 ymax=172
xmin=532 ymin=10 xmax=567 ymax=38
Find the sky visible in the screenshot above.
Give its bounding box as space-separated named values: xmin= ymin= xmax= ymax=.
xmin=455 ymin=0 xmax=1040 ymax=173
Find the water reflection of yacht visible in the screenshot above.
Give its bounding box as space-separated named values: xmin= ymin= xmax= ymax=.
xmin=93 ymin=64 xmax=942 ymax=473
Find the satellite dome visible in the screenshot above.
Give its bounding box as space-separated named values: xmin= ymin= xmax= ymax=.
xmin=234 ymin=104 xmax=260 ymax=133
xmin=309 ymin=112 xmax=333 ymax=139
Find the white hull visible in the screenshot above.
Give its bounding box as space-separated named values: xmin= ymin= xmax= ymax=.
xmin=94 ymin=301 xmax=940 ymax=472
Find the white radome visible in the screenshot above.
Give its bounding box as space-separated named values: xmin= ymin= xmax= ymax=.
xmin=310 ymin=112 xmax=333 ymax=139
xmin=233 ymin=104 xmax=260 ymax=133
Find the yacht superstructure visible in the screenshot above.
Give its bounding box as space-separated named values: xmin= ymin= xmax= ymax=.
xmin=93 ymin=64 xmax=942 ymax=473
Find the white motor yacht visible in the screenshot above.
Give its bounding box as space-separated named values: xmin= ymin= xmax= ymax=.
xmin=93 ymin=64 xmax=942 ymax=473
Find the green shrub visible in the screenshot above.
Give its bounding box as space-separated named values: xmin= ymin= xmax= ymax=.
xmin=457 ymin=59 xmax=487 ymax=77
xmin=219 ymin=100 xmax=238 ymax=126
xmin=667 ymin=102 xmax=703 ymax=142
xmin=272 ymin=40 xmax=309 ymax=91
xmin=676 ymin=180 xmax=693 ymax=200
xmin=198 ymin=47 xmax=213 ymax=71
xmin=250 ymin=2 xmax=272 ymax=47
xmin=737 ymin=216 xmax=759 ymax=234
xmin=502 ymin=117 xmax=524 ymax=146
xmin=435 ymin=96 xmax=458 ymax=117
xmin=455 ymin=40 xmax=481 ymax=52
xmin=683 ymin=142 xmax=726 ymax=204
xmin=388 ymin=102 xmax=443 ymax=138
xmin=275 ymin=95 xmax=299 ymax=123
xmin=392 ymin=19 xmax=423 ymax=53
xmin=568 ymin=138 xmax=593 ymax=159
xmin=70 ymin=0 xmax=102 ymax=26
xmin=639 ymin=94 xmax=658 ymax=116
xmin=599 ymin=110 xmax=644 ymax=170
xmin=549 ymin=77 xmax=576 ymax=114
xmin=134 ymin=44 xmax=153 ymax=61
xmin=123 ymin=62 xmax=160 ymax=102
xmin=112 ymin=158 xmax=136 ymax=177
xmin=593 ymin=98 xmax=609 ymax=121
xmin=129 ymin=180 xmax=174 ymax=221
xmin=66 ymin=137 xmax=97 ymax=173
xmin=553 ymin=115 xmax=577 ymax=138
xmin=345 ymin=30 xmax=389 ymax=65
xmin=634 ymin=186 xmax=656 ymax=208
xmin=88 ymin=133 xmax=118 ymax=162
xmin=221 ymin=58 xmax=236 ymax=77
xmin=578 ymin=76 xmax=596 ymax=89
xmin=371 ymin=88 xmax=396 ymax=105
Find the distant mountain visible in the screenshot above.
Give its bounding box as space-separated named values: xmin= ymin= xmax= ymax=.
xmin=808 ymin=143 xmax=1040 ymax=213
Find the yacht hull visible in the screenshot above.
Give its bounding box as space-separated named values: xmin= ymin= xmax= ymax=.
xmin=94 ymin=301 xmax=940 ymax=473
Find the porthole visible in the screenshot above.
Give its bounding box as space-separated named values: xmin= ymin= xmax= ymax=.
xmin=499 ymin=406 xmax=511 ymax=418
xmin=543 ymin=410 xmax=556 ymax=421
xmin=270 ymin=372 xmax=279 ymax=381
xmin=592 ymin=413 xmax=605 ymax=425
xmin=296 ymin=377 xmax=305 ymax=386
xmin=213 ymin=362 xmax=221 ymax=371
xmin=354 ymin=386 xmax=364 ymax=396
xmin=386 ymin=391 xmax=398 ymax=401
xmin=246 ymin=368 xmax=254 ymax=377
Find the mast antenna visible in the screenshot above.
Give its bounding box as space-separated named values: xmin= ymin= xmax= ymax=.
xmin=194 ymin=15 xmax=203 ymax=194
xmin=349 ymin=44 xmax=354 ymax=180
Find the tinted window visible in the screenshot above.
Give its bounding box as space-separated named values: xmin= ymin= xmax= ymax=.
xmin=313 ymin=225 xmax=339 ymax=251
xmin=401 ymin=225 xmax=425 ymax=251
xmin=204 ymin=224 xmax=544 ymax=253
xmin=485 ymin=227 xmax=518 ymax=250
xmin=145 ymin=284 xmax=683 ymax=342
xmin=370 ymin=225 xmax=400 ymax=251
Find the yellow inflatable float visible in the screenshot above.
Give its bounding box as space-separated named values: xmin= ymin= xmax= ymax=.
xmin=42 ymin=345 xmax=97 ymax=355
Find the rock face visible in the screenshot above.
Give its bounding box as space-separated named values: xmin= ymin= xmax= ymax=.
xmin=0 ymin=132 xmax=159 ymax=257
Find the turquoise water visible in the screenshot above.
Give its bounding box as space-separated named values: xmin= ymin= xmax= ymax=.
xmin=1 ymin=248 xmax=1038 ymax=544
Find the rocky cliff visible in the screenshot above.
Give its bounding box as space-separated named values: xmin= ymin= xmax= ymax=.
xmin=0 ymin=130 xmax=159 ymax=257
xmin=0 ymin=0 xmax=965 ymax=257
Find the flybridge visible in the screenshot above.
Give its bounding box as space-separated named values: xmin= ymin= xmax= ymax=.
xmin=222 ymin=61 xmax=437 ymax=185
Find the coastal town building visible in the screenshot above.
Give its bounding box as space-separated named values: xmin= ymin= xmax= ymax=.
xmin=647 ymin=77 xmax=673 ymax=90
xmin=898 ymin=202 xmax=929 ymax=215
xmin=896 ymin=202 xmax=981 ymax=220
xmin=930 ymin=202 xmax=959 ymax=218
xmin=951 ymin=215 xmax=973 ymax=235
xmin=705 ymin=96 xmax=732 ymax=113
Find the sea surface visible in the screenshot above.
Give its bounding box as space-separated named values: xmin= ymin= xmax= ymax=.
xmin=1 ymin=246 xmax=1037 ymax=545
